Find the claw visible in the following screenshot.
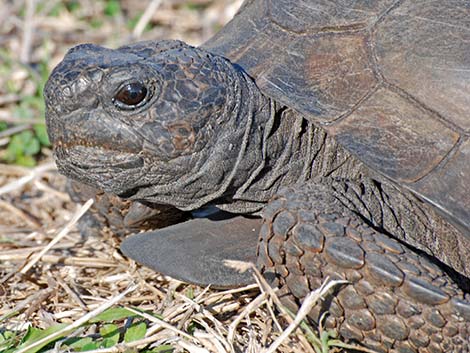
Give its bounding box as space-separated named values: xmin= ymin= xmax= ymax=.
xmin=121 ymin=213 xmax=262 ymax=288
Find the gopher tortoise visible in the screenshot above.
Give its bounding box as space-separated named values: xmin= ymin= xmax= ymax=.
xmin=44 ymin=0 xmax=470 ymax=351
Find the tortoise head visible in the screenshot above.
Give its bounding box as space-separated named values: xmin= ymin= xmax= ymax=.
xmin=45 ymin=40 xmax=267 ymax=210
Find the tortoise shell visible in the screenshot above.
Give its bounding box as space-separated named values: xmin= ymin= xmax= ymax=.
xmin=204 ymin=0 xmax=470 ymax=233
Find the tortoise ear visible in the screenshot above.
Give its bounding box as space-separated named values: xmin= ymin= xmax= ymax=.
xmin=120 ymin=213 xmax=262 ymax=288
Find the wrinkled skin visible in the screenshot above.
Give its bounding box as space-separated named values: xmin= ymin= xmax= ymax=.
xmin=66 ymin=180 xmax=188 ymax=237
xmin=45 ymin=40 xmax=470 ymax=352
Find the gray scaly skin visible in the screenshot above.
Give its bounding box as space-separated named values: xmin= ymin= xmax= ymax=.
xmin=45 ymin=40 xmax=470 ymax=352
xmin=66 ymin=180 xmax=188 ymax=237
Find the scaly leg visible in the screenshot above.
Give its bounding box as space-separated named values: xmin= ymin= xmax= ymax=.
xmin=258 ymin=182 xmax=470 ymax=353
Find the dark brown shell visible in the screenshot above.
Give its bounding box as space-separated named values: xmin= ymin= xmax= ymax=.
xmin=204 ymin=0 xmax=470 ymax=233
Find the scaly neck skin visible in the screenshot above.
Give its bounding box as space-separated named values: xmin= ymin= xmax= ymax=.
xmin=214 ymin=101 xmax=315 ymax=213
xmin=213 ymin=83 xmax=365 ymax=214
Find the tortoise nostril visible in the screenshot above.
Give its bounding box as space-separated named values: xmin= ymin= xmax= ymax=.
xmin=62 ymin=86 xmax=72 ymax=98
xmin=87 ymin=68 xmax=104 ymax=83
xmin=74 ymin=76 xmax=92 ymax=96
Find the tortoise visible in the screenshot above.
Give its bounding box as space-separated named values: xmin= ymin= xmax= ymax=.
xmin=44 ymin=0 xmax=470 ymax=351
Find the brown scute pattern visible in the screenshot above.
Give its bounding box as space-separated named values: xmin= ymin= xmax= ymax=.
xmin=414 ymin=137 xmax=470 ymax=233
xmin=328 ymin=87 xmax=459 ymax=183
xmin=375 ymin=0 xmax=470 ymax=131
xmin=255 ymin=32 xmax=378 ymax=122
xmin=257 ymin=183 xmax=470 ymax=353
xmin=267 ymin=0 xmax=397 ymax=33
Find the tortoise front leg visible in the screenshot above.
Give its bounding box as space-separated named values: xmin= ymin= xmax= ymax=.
xmin=257 ymin=182 xmax=470 ymax=353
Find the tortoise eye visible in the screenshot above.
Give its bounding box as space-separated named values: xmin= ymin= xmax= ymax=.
xmin=114 ymin=82 xmax=148 ymax=108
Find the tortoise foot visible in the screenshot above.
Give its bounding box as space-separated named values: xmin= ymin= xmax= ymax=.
xmin=258 ymin=182 xmax=470 ymax=353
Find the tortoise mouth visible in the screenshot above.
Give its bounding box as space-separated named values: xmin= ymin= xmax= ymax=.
xmin=49 ymin=108 xmax=145 ymax=164
xmin=59 ymin=145 xmax=144 ymax=170
xmin=48 ymin=109 xmax=148 ymax=196
xmin=54 ymin=144 xmax=146 ymax=197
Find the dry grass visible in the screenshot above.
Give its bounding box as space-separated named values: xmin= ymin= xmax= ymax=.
xmin=0 ymin=154 xmax=341 ymax=352
xmin=0 ymin=1 xmax=363 ymax=352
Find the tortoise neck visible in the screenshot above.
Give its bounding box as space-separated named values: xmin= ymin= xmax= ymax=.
xmin=216 ymin=92 xmax=368 ymax=214
xmin=214 ymin=98 xmax=323 ymax=213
